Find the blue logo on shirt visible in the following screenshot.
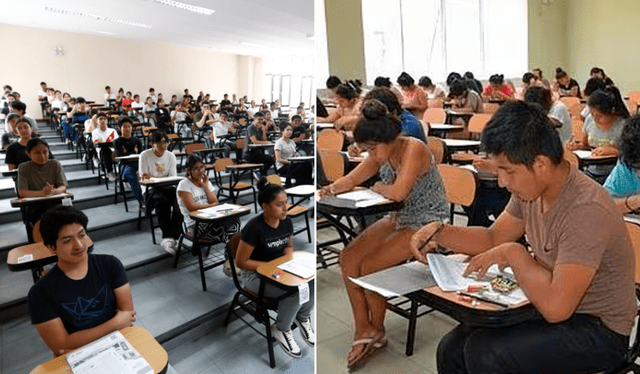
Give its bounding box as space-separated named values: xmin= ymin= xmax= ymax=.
xmin=61 ymin=285 xmax=107 ymax=321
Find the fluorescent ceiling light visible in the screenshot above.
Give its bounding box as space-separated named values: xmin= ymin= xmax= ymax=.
xmin=81 ymin=29 xmax=116 ymax=36
xmin=44 ymin=7 xmax=151 ymax=28
xmin=152 ymin=0 xmax=215 ymax=15
xmin=239 ymin=41 xmax=267 ymax=48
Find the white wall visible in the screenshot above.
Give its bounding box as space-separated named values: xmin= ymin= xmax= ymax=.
xmin=0 ymin=24 xmax=265 ymax=118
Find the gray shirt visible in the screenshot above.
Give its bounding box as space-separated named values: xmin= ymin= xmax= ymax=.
xmin=17 ymin=160 xmax=67 ymax=192
xmin=243 ymin=124 xmax=263 ymax=159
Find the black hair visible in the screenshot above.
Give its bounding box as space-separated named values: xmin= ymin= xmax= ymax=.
xmin=134 ymin=94 xmax=140 ymax=99
xmin=336 ymin=80 xmax=362 ymax=101
xmin=326 ymin=75 xmax=342 ymax=89
xmin=481 ymin=101 xmax=563 ymax=168
xmin=54 ymin=90 xmax=61 ymax=94
xmin=171 ymin=94 xmax=177 ymax=98
xmin=463 ymin=72 xmax=476 ymax=80
xmin=363 ymin=87 xmax=403 ymax=116
xmin=77 ymin=97 xmax=86 ymax=103
xmin=446 ymin=72 xmax=462 ymax=87
xmin=583 ymin=77 xmax=607 ymax=97
xmin=523 ymin=86 xmax=552 ymax=113
xmin=522 ymin=72 xmax=536 ymax=85
xmin=10 ymin=100 xmax=26 ymax=112
xmin=63 ymin=92 xmax=70 ymax=98
xmin=26 ymin=137 xmax=49 ymax=152
xmin=590 ymin=67 xmax=606 ymax=77
xmin=40 ymin=206 xmax=89 ymax=248
xmin=184 ymin=155 xmax=203 ymax=176
xmin=150 ymin=130 xmax=169 ymax=144
xmin=40 ymin=81 xmax=47 ymax=86
xmin=257 ymin=176 xmax=285 ymax=207
xmin=6 ymin=93 xmax=15 ymax=99
xmin=118 ymin=116 xmax=133 ymax=126
xmin=3 ymin=85 xmax=12 ymax=91
xmin=105 ymin=86 xmax=110 ymax=90
xmin=619 ymin=116 xmax=640 ymax=170
xmin=149 ymin=88 xmax=155 ymax=92
xmin=291 ymin=114 xmax=302 ymax=122
xmin=279 ymin=121 xmax=293 ymax=132
xmin=354 ymin=99 xmax=402 ymax=144
xmin=254 ymin=111 xmax=264 ymax=118
xmin=374 ymin=77 xmax=392 ymax=88
xmin=118 ymin=88 xmax=124 ymax=93
xmin=489 ymin=74 xmax=504 ymax=85
xmin=396 ymin=72 xmax=415 ymax=87
xmin=448 ymin=79 xmax=468 ymax=98
xmin=555 ymin=67 xmax=568 ymax=80
xmin=6 ymin=112 xmax=20 ymax=123
xmin=418 ymin=76 xmax=433 ymax=88
xmin=587 ymin=86 xmax=630 ymax=119
xmin=126 ymin=91 xmax=132 ymax=95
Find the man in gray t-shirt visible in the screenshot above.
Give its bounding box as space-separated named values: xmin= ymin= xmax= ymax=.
xmin=243 ymin=112 xmax=274 ymax=176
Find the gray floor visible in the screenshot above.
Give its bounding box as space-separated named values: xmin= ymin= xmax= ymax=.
xmin=0 ymin=199 xmax=315 ymax=374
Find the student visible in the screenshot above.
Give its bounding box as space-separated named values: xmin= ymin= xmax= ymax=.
xmin=580 ymin=77 xmax=608 ymax=120
xmin=177 ymin=155 xmax=241 ymax=242
xmin=17 ymin=138 xmax=67 ymax=241
xmin=269 ymin=102 xmax=279 ymax=119
xmin=69 ymin=97 xmax=90 ymax=149
xmin=171 ymin=99 xmax=193 ymax=138
xmin=364 ymin=87 xmax=426 ymax=142
xmin=9 ymin=100 xmax=39 ymax=133
xmin=274 ymin=122 xmax=313 ymax=185
xmin=565 ymin=86 xmax=629 ymax=182
xmin=104 ymin=86 xmax=117 ymax=105
xmin=448 ymin=79 xmax=484 ymax=115
xmin=113 ymin=117 xmax=143 ymax=206
xmin=243 ymin=112 xmax=275 ymax=177
xmin=317 ymin=81 xmax=362 ymax=124
xmin=122 ymin=91 xmax=134 ymax=113
xmin=532 ymin=67 xmax=551 ymax=89
xmin=411 ymin=101 xmax=634 ymax=374
xmin=234 ymin=98 xmax=249 ymax=122
xmin=142 ymin=97 xmax=156 ymax=127
xmin=139 ymin=131 xmax=180 ymax=254
xmin=154 ymin=98 xmax=172 ymax=133
xmin=604 ymin=115 xmax=640 ymax=213
xmin=291 ymin=105 xmax=306 ymax=123
xmin=115 ymin=88 xmax=124 ymax=112
xmin=37 ymin=82 xmax=47 ymax=101
xmin=397 ymin=72 xmax=429 ymax=120
xmin=219 ymin=94 xmax=232 ymax=111
xmin=5 ymin=118 xmax=52 ymax=170
xmin=212 ymin=111 xmax=238 ymax=159
xmin=418 ymin=76 xmax=446 ymax=100
xmin=147 ymin=88 xmax=158 ymax=103
xmin=28 ymin=206 xmax=136 ymax=357
xmin=248 ymin=100 xmax=260 ymax=117
xmin=236 ymin=177 xmax=315 ymax=358
xmin=91 ymin=112 xmax=119 ymax=181
xmin=482 ymin=74 xmax=514 ymax=101
xmin=263 ymin=110 xmax=278 ymax=132
xmin=2 ymin=112 xmax=20 ymax=150
xmin=524 ymin=86 xmax=572 ymax=143
xmin=318 ymin=100 xmax=449 ymax=371
xmin=553 ymin=67 xmax=582 ymax=98
xmin=131 ymin=94 xmax=144 ymax=123
xmin=169 ymin=94 xmax=178 ymax=111
xmin=463 ymin=72 xmax=483 ymax=94
xmin=193 ymin=102 xmax=218 ymax=146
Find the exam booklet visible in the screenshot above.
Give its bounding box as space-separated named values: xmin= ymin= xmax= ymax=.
xmin=335 ymin=189 xmax=391 ymax=208
xmin=350 ymin=261 xmax=436 ymax=298
xmin=277 ymin=256 xmax=315 ymax=279
xmin=66 ymin=331 xmax=153 ymax=374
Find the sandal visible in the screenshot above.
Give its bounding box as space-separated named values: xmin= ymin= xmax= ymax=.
xmin=346 ymin=332 xmax=387 ymax=372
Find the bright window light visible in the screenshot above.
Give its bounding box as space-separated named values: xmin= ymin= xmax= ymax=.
xmin=151 ymin=0 xmax=215 ymax=15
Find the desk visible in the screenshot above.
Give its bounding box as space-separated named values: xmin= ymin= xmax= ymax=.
xmin=138 ymin=177 xmax=183 ymax=244
xmin=223 ymin=163 xmax=261 ymax=208
xmin=573 ymin=150 xmax=618 ymax=171
xmin=29 ymin=326 xmax=169 ymax=374
xmin=315 ymin=123 xmax=335 ymax=131
xmin=256 ymin=251 xmax=315 ymax=292
xmin=445 ymin=110 xmax=474 ymax=124
xmin=114 ymin=154 xmax=140 ymax=211
xmin=442 ymin=139 xmax=481 ymax=162
xmin=11 ymin=193 xmax=74 ymax=240
xmin=429 ymin=123 xmax=464 ymax=138
xmin=248 ymin=143 xmax=274 ymax=152
xmin=187 ymin=205 xmax=251 ymax=291
xmin=285 ymin=156 xmax=314 ymax=187
xmin=8 ymin=239 xmax=95 ymax=282
xmin=192 ymin=148 xmax=225 ymax=165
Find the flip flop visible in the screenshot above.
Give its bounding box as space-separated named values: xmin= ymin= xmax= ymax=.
xmin=346 ymin=332 xmax=387 ymax=372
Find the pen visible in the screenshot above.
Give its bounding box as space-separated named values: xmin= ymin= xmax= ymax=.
xmin=457 ymin=291 xmax=510 ymax=308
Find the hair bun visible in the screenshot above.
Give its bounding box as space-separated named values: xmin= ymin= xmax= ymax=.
xmin=555 ymin=67 xmax=564 ymax=74
xmin=361 ymin=99 xmax=389 ymax=120
xmin=256 ymin=176 xmax=271 ymax=191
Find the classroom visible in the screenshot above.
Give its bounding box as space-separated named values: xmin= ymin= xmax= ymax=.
xmin=0 ymin=1 xmax=316 ymax=373
xmin=316 ymin=0 xmax=640 ymax=373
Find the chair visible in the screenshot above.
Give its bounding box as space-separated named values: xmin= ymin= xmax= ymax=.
xmin=213 ymin=158 xmax=257 ymax=212
xmin=317 ymin=129 xmax=343 ymax=151
xmin=236 ymin=138 xmax=246 ymax=161
xmin=437 ymin=164 xmax=478 ymax=224
xmin=605 ymin=219 xmax=640 ymax=373
xmin=449 ymin=113 xmax=491 ymax=164
xmin=428 ymin=99 xmax=444 ymax=108
xmin=427 ymin=137 xmax=445 ymax=165
xmin=563 ymin=146 xmax=580 ymax=169
xmin=423 ymin=107 xmax=446 ymax=124
xmin=32 ymin=220 xmax=43 ymax=243
xmin=223 ymin=233 xmax=283 ymax=368
xmin=318 ymin=149 xmax=347 ymax=184
xmin=572 ymin=119 xmax=584 ymax=140
xmin=266 ymin=175 xmax=311 ymax=243
xmin=560 ymin=97 xmax=582 ymax=119
xmin=185 ymin=142 xmax=214 ymax=173
xmin=483 ymin=103 xmax=500 ymax=114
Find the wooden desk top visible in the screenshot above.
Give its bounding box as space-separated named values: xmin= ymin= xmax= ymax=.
xmin=10 ymin=193 xmax=74 ymax=208
xmin=29 ymin=326 xmax=168 ymax=374
xmin=257 ymin=251 xmax=315 ymax=287
xmin=8 ymin=239 xmax=95 ymax=272
xmin=225 ymin=163 xmax=262 ymax=170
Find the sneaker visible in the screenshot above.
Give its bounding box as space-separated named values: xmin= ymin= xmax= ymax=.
xmin=161 ymin=238 xmax=176 ymax=255
xmin=270 ymin=325 xmax=301 ymax=358
xmin=93 ymin=158 xmax=99 ymax=169
xmin=223 ymin=259 xmax=233 ymax=277
xmin=253 ymin=171 xmax=261 ymax=181
xmin=294 ymin=318 xmax=315 ymax=347
xmin=72 ymin=141 xmax=77 ymax=146
xmin=65 ymin=139 xmax=70 ymax=144
xmin=107 ymin=172 xmax=117 ymax=181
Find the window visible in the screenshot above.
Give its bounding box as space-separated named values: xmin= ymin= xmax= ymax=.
xmin=361 ymin=0 xmax=527 ymax=85
xmin=264 ymin=56 xmax=314 ymax=109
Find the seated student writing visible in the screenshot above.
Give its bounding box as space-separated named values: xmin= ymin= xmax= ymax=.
xmin=317 ymin=81 xmax=363 ymax=124
xmin=177 ymin=155 xmax=241 ymax=243
xmin=235 ymin=177 xmax=315 ymax=358
xmin=604 ymin=115 xmax=640 ymax=214
xmin=139 ymin=131 xmax=180 ymax=255
xmin=410 ymin=101 xmax=634 ymax=374
xmin=318 ymin=99 xmax=449 ymax=371
xmin=553 ymin=67 xmax=582 ymax=98
xmin=113 ymin=117 xmax=144 ymax=207
xmin=243 ymin=111 xmax=275 ymax=177
xmin=28 ymin=206 xmax=136 ymax=357
xmin=482 ymin=74 xmax=515 ymax=101
xmin=274 ymin=122 xmax=313 ymax=185
xmin=397 ymin=72 xmax=429 ymax=120
xmin=5 ymin=117 xmax=52 ymax=170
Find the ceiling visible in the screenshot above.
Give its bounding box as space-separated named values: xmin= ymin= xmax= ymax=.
xmin=0 ymin=0 xmax=314 ymax=57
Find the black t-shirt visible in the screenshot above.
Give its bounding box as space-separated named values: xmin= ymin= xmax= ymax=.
xmin=559 ymin=79 xmax=582 ymax=98
xmin=291 ymin=126 xmax=306 ymax=140
xmin=28 ymin=254 xmax=128 ymax=334
xmin=2 ymin=132 xmax=19 ymax=149
xmin=114 ymin=136 xmax=143 ymax=166
xmin=220 ymin=99 xmax=232 ymax=109
xmin=234 ymin=109 xmax=248 ymax=121
xmin=5 ymin=141 xmax=54 ymax=167
xmin=155 ymin=107 xmax=171 ymax=129
xmin=241 ymin=214 xmax=293 ymax=263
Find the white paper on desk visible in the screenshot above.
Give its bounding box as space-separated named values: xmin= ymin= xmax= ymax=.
xmin=148 ymin=176 xmax=182 ymax=182
xmin=19 ymin=193 xmax=69 ymax=202
xmin=199 ymin=203 xmax=244 ymax=216
xmin=277 ymin=257 xmax=315 ymax=279
xmin=66 ymin=331 xmax=153 ymax=374
xmin=573 ymin=150 xmax=593 ymax=159
xmin=349 ymin=261 xmax=436 ymax=298
xmin=427 ymin=253 xmax=527 ymax=306
xmin=335 ymin=189 xmax=391 ymax=208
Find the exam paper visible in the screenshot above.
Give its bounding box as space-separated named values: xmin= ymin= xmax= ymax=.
xmin=66 ymin=331 xmax=153 ymax=374
xmin=200 ymin=203 xmax=243 ymax=215
xmin=350 ymin=261 xmax=436 ymax=298
xmin=335 ymin=189 xmax=392 ymax=208
xmin=277 ymin=256 xmax=315 ymax=279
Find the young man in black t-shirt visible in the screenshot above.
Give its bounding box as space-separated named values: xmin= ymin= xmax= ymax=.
xmin=113 ymin=117 xmax=144 ymax=205
xmin=27 ymin=206 xmax=136 ymax=357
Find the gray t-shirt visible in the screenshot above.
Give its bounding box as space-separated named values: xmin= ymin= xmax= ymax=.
xmin=24 ymin=114 xmax=39 ymax=132
xmin=243 ymin=124 xmax=263 ymax=158
xmin=583 ymin=115 xmax=625 ymax=176
xmin=548 ymin=101 xmax=572 ymax=143
xmin=17 ymin=160 xmax=67 ymax=192
xmin=274 ymin=138 xmax=297 ymax=170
